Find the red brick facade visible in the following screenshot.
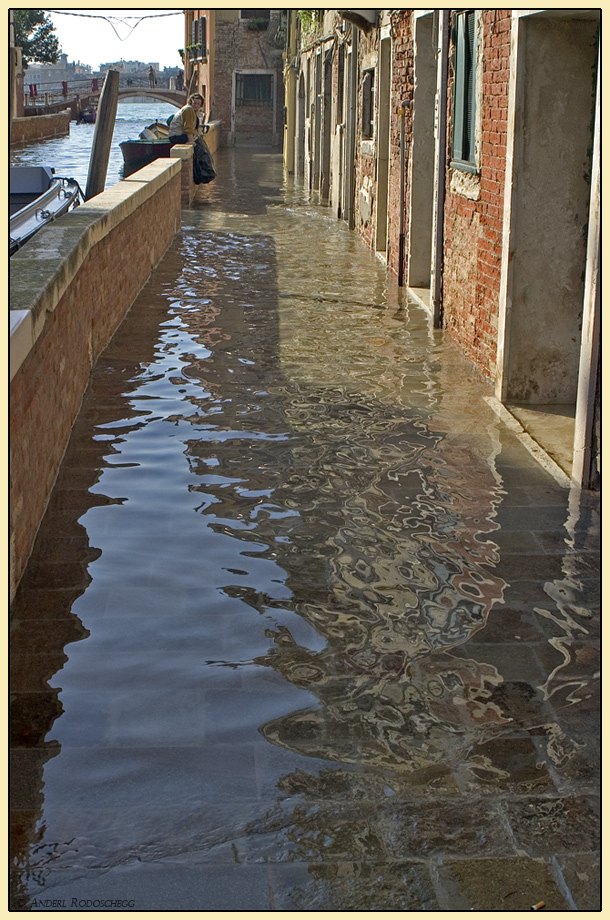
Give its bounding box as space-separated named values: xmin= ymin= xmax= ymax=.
xmin=212 ymin=12 xmax=284 ymax=147
xmin=386 ymin=15 xmax=414 ymax=279
xmin=441 ymin=10 xmax=512 ymax=377
xmin=10 ymin=172 xmax=181 ymax=597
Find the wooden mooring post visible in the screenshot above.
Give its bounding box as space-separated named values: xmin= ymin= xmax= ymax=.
xmin=85 ymin=69 xmax=119 ymax=200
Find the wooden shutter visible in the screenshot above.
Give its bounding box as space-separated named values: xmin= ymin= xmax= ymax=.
xmin=362 ymin=70 xmax=373 ymax=138
xmin=464 ymin=11 xmax=476 ymax=161
xmin=452 ymin=10 xmax=476 ymax=164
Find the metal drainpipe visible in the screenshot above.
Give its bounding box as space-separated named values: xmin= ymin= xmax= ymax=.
xmin=398 ymin=100 xmax=409 ymax=287
xmin=345 ymin=24 xmax=358 ymax=230
xmin=432 ymin=10 xmax=449 ymax=327
xmin=337 ymin=123 xmax=344 ymax=219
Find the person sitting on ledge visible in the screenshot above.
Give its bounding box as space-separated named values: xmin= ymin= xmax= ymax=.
xmin=168 ymin=93 xmax=204 ymax=146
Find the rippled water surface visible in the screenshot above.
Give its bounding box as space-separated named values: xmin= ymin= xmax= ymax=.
xmin=11 ymin=149 xmax=600 ymax=911
xmin=10 ymin=101 xmax=178 ymax=190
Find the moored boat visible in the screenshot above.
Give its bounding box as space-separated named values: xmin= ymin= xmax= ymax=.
xmin=119 ymin=121 xmax=173 ymax=176
xmin=77 ymin=104 xmax=97 ymax=124
xmin=119 ymin=137 xmax=173 ymax=177
xmin=10 ymin=166 xmax=83 ymax=256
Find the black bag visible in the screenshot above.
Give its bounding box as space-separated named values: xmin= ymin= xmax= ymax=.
xmin=193 ymin=136 xmax=216 ymax=184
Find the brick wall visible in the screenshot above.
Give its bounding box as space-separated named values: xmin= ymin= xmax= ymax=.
xmin=387 ymin=14 xmax=414 ymax=278
xmin=10 ymin=111 xmax=71 ymax=145
xmin=441 ymin=10 xmax=511 ymax=378
xmin=214 ymin=17 xmax=284 ymax=146
xmin=10 ymin=167 xmax=182 ymax=598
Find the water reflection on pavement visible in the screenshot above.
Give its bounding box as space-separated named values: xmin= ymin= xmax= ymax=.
xmin=10 ymin=149 xmax=600 ymax=911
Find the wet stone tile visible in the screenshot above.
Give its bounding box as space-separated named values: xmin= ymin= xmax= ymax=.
xmin=555 ymin=852 xmax=601 ymax=910
xmin=379 ymin=798 xmax=514 ymax=858
xmin=10 ymin=617 xmax=90 ymax=654
xmin=10 ymin=588 xmax=86 ymax=622
xmin=449 ymin=643 xmax=546 ymax=686
xmin=485 ymin=680 xmax=554 ymax=730
xmin=16 ymin=563 xmax=92 ymax=593
xmin=522 ymin=724 xmax=599 ymax=800
xmin=534 ymin=640 xmax=600 ymax=684
xmin=494 ymin=505 xmax=571 ymax=532
xmin=10 ymin=692 xmax=64 ymax=748
xmin=497 ymin=553 xmax=585 ymax=582
xmin=22 ymin=801 xmax=262 ymax=875
xmin=10 ymin=747 xmax=60 ymax=811
xmin=269 ymin=860 xmax=440 ymax=911
xmin=490 ymin=530 xmax=543 ymax=554
xmin=469 ymin=609 xmax=545 ymax=643
xmin=434 ymin=856 xmax=571 ymax=911
xmin=502 ymin=795 xmax=600 ymax=857
xmin=460 ymin=735 xmax=554 ymax=794
xmin=17 ymin=862 xmax=277 ymax=911
xmin=32 ymin=745 xmax=261 ymax=810
xmin=10 ymin=654 xmax=69 ymax=693
xmin=535 ymin=529 xmax=600 ymax=554
xmin=242 ymin=800 xmax=390 ymax=864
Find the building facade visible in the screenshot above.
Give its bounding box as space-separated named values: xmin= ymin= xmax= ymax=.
xmin=283 ymin=9 xmax=600 ymax=490
xmin=185 ymin=8 xmax=285 ymax=147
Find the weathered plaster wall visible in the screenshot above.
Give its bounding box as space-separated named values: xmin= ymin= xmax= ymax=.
xmin=501 ymin=16 xmax=598 ymax=402
xmin=354 ymin=28 xmax=382 ymax=250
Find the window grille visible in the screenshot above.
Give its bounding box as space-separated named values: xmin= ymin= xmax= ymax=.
xmin=240 ymin=9 xmax=270 ymax=20
xmin=235 ymin=73 xmax=273 ymax=106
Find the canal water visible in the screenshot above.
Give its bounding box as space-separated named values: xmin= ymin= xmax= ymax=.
xmin=11 ymin=148 xmax=600 ymax=910
xmin=10 ymin=101 xmax=178 ymax=191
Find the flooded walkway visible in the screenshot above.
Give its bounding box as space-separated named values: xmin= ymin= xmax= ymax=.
xmin=11 ymin=150 xmax=600 ymax=911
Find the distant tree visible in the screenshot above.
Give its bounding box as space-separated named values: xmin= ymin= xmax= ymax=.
xmin=13 ymin=10 xmax=61 ymax=68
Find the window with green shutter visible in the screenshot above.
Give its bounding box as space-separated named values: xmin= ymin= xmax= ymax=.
xmin=362 ymin=68 xmax=375 ymax=139
xmin=452 ymin=10 xmax=477 ymax=170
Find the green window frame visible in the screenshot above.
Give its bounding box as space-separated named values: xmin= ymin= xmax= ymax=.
xmin=452 ymin=10 xmax=477 ymax=170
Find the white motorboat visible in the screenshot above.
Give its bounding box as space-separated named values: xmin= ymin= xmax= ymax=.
xmin=10 ymin=166 xmax=83 ymax=256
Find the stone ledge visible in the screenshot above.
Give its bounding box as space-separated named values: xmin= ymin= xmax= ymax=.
xmin=170 ymin=144 xmax=193 ymax=162
xmin=9 ymin=311 xmax=33 ymax=380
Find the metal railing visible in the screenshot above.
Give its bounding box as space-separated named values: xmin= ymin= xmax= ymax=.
xmin=24 ymin=71 xmax=185 ymax=110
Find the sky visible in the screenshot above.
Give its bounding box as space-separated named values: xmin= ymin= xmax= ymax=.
xmin=47 ymin=9 xmax=187 ymax=71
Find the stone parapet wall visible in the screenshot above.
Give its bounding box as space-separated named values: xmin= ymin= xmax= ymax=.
xmin=204 ymin=119 xmax=222 ymax=154
xmin=169 ymin=121 xmax=221 ymax=206
xmin=10 ymin=110 xmax=71 ymax=145
xmin=10 ymin=159 xmax=182 ymax=599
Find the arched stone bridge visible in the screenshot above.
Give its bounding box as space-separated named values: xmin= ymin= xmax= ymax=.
xmin=89 ymin=87 xmax=188 ymax=108
xmin=116 ymin=88 xmax=187 ymax=107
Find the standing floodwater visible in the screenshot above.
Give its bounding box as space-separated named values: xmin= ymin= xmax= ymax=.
xmin=10 ymin=101 xmax=178 ymax=190
xmin=11 ymin=149 xmax=600 ymax=911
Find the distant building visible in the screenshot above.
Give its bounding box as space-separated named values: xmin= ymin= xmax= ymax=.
xmin=99 ymin=60 xmax=159 ymax=73
xmin=24 ymin=55 xmax=93 ymax=103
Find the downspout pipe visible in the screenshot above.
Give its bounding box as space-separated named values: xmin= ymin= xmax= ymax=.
xmin=432 ymin=10 xmax=449 ymax=327
xmin=397 ymin=100 xmax=410 ymax=287
xmin=345 ymin=24 xmax=358 ymax=230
